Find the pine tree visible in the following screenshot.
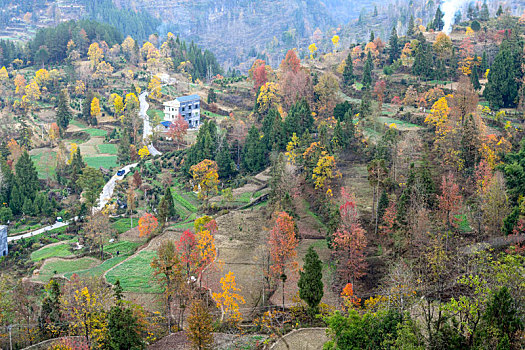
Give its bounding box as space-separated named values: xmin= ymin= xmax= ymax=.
xmin=407 ymin=15 xmax=415 ymax=37
xmin=9 ymin=183 xmax=23 ymax=215
xmin=158 ymin=186 xmax=176 ymax=224
xmin=242 ymin=126 xmax=266 ymax=173
xmin=481 ymin=51 xmax=488 ymax=72
xmin=15 ymin=151 xmax=40 ymax=201
xmin=480 ymin=0 xmax=490 ymax=21
xmin=496 ymin=5 xmax=503 ymax=16
xmin=362 ymin=52 xmax=373 ymax=89
xmin=388 ymin=27 xmax=400 ymax=64
xmin=216 ymin=138 xmax=236 ymax=179
xmin=342 ymin=52 xmax=354 ymax=87
xmin=370 ymin=31 xmax=375 ymax=42
xmin=117 ymin=131 xmax=131 ymax=165
xmin=298 ymin=246 xmax=324 ymax=316
xmin=484 ymin=39 xmax=523 ymax=109
xmin=39 ymin=280 xmax=64 ymax=338
xmin=284 ymin=98 xmax=314 ymax=138
xmin=471 ymin=65 xmax=481 ymax=90
xmin=377 ymin=189 xmax=389 ymax=222
xmin=461 ymin=114 xmax=481 ymax=169
xmin=82 ymin=91 xmax=94 ymax=123
xmin=106 ymin=280 xmax=145 ymax=350
xmin=434 ymin=7 xmax=444 ymax=31
xmin=56 ymin=89 xmax=72 ymax=137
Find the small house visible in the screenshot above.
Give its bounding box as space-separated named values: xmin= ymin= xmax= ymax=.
xmin=163 ymin=94 xmax=201 ymax=128
xmin=0 ymin=225 xmax=7 ymax=257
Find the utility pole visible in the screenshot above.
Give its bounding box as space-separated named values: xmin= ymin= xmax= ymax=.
xmin=8 ymin=324 xmax=12 ymax=350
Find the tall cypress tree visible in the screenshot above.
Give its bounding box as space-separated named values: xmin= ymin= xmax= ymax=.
xmin=484 ymin=39 xmax=523 ymax=108
xmin=56 ymin=89 xmax=72 ymax=137
xmin=15 ymin=151 xmax=40 ymax=201
xmin=242 ymin=126 xmax=266 ymax=173
xmin=471 ymin=65 xmax=481 ymax=90
xmin=434 ymin=7 xmax=445 ymax=31
xmin=480 ymin=0 xmax=490 ymax=21
xmin=117 ymin=131 xmax=131 ymax=165
xmin=407 ymin=15 xmax=415 ymax=37
xmin=216 ymin=138 xmax=236 ymax=179
xmin=298 ymin=246 xmax=324 ymax=316
xmin=342 ymin=51 xmax=354 ymax=87
xmin=388 ymin=27 xmax=400 ymax=64
xmin=362 ymin=51 xmax=373 ymax=89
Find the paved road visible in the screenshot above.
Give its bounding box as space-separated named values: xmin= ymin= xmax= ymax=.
xmin=94 ymin=162 xmax=139 ymax=212
xmin=9 ymin=89 xmax=162 ymax=243
xmin=139 ymin=91 xmax=162 ymax=156
xmin=7 ymin=217 xmax=78 ymax=243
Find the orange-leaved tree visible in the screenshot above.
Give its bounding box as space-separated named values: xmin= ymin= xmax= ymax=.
xmin=138 ymin=213 xmax=158 ymax=237
xmin=212 ymin=271 xmax=245 ymax=324
xmin=341 ymin=282 xmax=361 ymax=310
xmin=333 ymin=190 xmax=367 ymax=285
xmin=268 ymin=211 xmax=299 ymax=310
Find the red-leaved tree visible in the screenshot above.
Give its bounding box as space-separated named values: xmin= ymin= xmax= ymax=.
xmin=333 ymin=189 xmax=367 ymax=285
xmin=167 ymin=114 xmax=189 ymax=149
xmin=268 ymin=211 xmax=299 ymax=310
xmin=438 ymin=172 xmax=462 ymax=229
xmin=280 ymin=49 xmax=301 ymax=74
xmin=176 ymin=229 xmax=199 ymax=278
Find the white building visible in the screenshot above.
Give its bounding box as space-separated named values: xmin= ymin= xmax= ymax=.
xmin=0 ymin=225 xmax=7 ymax=257
xmin=163 ymin=94 xmax=201 ymax=128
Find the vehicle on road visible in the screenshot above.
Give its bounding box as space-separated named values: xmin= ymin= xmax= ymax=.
xmin=117 ymin=169 xmax=126 ymax=176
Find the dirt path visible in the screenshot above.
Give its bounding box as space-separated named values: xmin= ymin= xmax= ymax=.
xmin=270 ymin=328 xmax=329 ymax=350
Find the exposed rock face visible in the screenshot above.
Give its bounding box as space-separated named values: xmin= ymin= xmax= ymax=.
xmin=117 ymin=0 xmax=375 ymax=65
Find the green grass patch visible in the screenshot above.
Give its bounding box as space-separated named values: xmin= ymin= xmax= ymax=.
xmin=64 ymin=255 xmax=129 ymax=279
xmin=354 ymin=83 xmax=364 ymax=91
xmin=70 ymin=120 xmax=86 ymax=129
xmin=105 ymin=251 xmax=160 ymax=293
xmin=31 ymin=242 xmax=74 ymax=261
xmin=171 ymin=188 xmax=198 ymax=212
xmin=377 ymin=116 xmax=421 ymax=129
xmin=31 ymin=151 xmax=57 ymax=179
xmin=104 ymin=241 xmax=141 ymax=255
xmin=84 ymin=128 xmax=108 ymax=137
xmin=428 ymin=80 xmax=452 ymax=85
xmin=236 ymin=192 xmax=253 ymax=203
xmin=97 ymin=144 xmax=118 ymax=155
xmin=111 ymin=217 xmax=139 ymax=234
xmin=455 ymin=214 xmax=472 ymax=233
xmin=47 ymin=226 xmax=68 ymax=235
xmin=147 ymin=109 xmax=165 ymax=120
xmin=302 ymin=199 xmax=328 ymax=232
xmin=85 ymin=156 xmax=118 ymax=169
xmin=37 ymin=257 xmax=99 ymax=282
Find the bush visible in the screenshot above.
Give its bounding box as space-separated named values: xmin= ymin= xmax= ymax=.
xmin=0 ymin=207 xmax=13 ymax=224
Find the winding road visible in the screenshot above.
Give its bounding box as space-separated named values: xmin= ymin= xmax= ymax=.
xmin=8 ymin=88 xmax=162 ymax=242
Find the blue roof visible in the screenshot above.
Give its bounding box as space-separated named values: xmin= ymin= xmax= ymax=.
xmin=175 ymin=94 xmax=200 ymax=103
xmin=161 ymin=121 xmax=172 ymax=128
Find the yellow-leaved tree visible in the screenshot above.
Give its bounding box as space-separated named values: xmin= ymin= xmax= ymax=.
xmin=148 ymin=75 xmax=162 ymax=100
xmin=256 ymin=81 xmax=278 ymax=114
xmin=425 ymin=96 xmax=450 ymax=135
xmin=90 ymin=97 xmax=101 ymax=118
xmin=190 ymin=159 xmax=219 ymax=200
xmin=212 ymin=271 xmax=245 ymax=324
xmin=109 ymin=93 xmax=124 ymax=118
xmin=35 ymin=68 xmax=50 ymax=86
xmin=308 ymin=43 xmax=318 ymax=59
xmin=87 ymin=42 xmax=104 ymax=69
xmin=138 ymin=146 xmax=150 ymax=159
xmin=313 ymin=151 xmax=338 ymax=196
xmin=0 ymin=66 xmax=8 ymax=81
xmin=25 ymin=80 xmax=41 ymax=101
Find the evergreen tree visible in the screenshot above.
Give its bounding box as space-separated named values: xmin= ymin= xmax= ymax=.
xmin=412 ymin=42 xmax=433 ymax=79
xmin=284 ymin=98 xmax=314 ymax=138
xmin=407 ymin=15 xmax=415 ymax=37
xmin=56 ymin=89 xmax=72 ymax=137
xmin=461 ymin=114 xmax=481 ymax=169
xmin=184 ymin=121 xmax=218 ymax=175
xmin=106 ymin=280 xmax=145 ymax=350
xmin=481 ymin=51 xmax=488 ymax=72
xmin=496 ymin=5 xmax=503 ymax=16
xmin=484 ymin=39 xmax=523 ymax=109
xmin=15 ymin=151 xmax=40 ymax=201
xmin=454 ymin=10 xmax=462 ymax=25
xmin=117 ymin=131 xmax=131 ymax=165
xmin=342 ymin=52 xmax=355 ymax=87
xmin=471 ymin=65 xmax=481 ymax=90
xmin=22 ymin=197 xmax=34 ymax=216
xmin=377 ymin=189 xmax=389 ymax=222
xmin=362 ymin=51 xmax=373 ymax=89
xmin=216 ymin=138 xmax=236 ymax=179
xmin=9 ymin=183 xmax=23 ymax=215
xmin=434 ymin=7 xmax=445 ymax=31
xmin=158 ymin=186 xmax=176 ymax=224
xmin=388 ymin=27 xmax=400 ymax=64
xmin=370 ymin=31 xmax=375 ymax=42
xmin=39 ymin=280 xmax=63 ymax=338
xmin=242 ymin=126 xmax=266 ymax=173
xmin=483 ymin=287 xmax=523 ymax=343
xmin=207 ymin=89 xmax=217 ymax=104
xmin=298 ymin=246 xmax=324 ymax=316
xmin=82 ymin=91 xmax=94 ymax=123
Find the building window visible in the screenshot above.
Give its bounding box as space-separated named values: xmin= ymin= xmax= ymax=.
xmin=182 ymin=107 xmax=185 ymax=112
